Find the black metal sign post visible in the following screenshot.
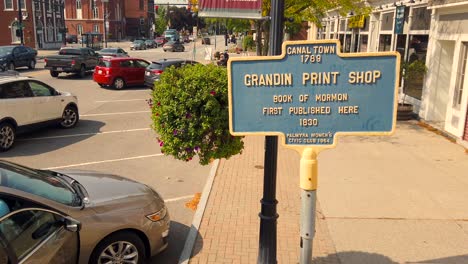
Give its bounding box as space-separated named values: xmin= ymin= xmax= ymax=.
xmin=257 ymin=0 xmax=284 ymax=263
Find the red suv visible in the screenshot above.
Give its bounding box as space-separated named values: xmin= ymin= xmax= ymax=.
xmin=93 ymin=57 xmax=150 ymax=89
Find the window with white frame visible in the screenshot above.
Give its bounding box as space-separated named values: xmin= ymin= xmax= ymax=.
xmin=76 ymin=0 xmax=81 ymax=10
xmin=10 ymin=21 xmax=20 ymax=43
xmin=17 ymin=0 xmax=26 ymax=10
xmin=77 ymin=24 xmax=83 ymax=36
xmin=47 ymin=22 xmax=54 ymax=41
xmin=454 ymin=42 xmax=468 ymax=108
xmin=91 ymin=0 xmax=98 ymax=18
xmin=4 ymin=0 xmax=13 ymax=10
xmin=93 ymin=24 xmax=99 ymax=33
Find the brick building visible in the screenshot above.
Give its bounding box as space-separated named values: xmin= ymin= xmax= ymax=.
xmin=0 ymin=0 xmax=65 ymax=49
xmin=64 ymin=0 xmax=153 ymax=42
xmin=64 ymin=0 xmax=125 ymax=42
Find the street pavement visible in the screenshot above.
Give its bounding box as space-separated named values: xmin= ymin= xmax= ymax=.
xmin=186 ymin=121 xmax=468 ymax=264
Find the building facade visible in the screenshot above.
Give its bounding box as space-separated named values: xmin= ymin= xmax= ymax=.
xmin=424 ymin=0 xmax=468 ymax=145
xmin=64 ymin=0 xmax=125 ymax=42
xmin=124 ymin=0 xmax=151 ymax=39
xmin=0 ymin=0 xmax=65 ymax=49
xmin=309 ymin=0 xmax=468 ymax=147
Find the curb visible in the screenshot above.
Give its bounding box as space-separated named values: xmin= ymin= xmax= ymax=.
xmin=178 ymin=159 xmax=220 ymax=264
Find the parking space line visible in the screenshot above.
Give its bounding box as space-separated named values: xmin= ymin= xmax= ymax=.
xmin=95 ymin=99 xmax=147 ymax=103
xmin=42 ymin=154 xmax=164 ymax=170
xmin=164 ymin=195 xmax=196 ymax=203
xmin=18 ymin=128 xmax=151 ymax=141
xmin=81 ymin=110 xmax=151 ymax=117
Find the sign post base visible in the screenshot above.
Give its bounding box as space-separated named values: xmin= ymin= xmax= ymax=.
xmin=299 ymin=148 xmax=318 ymax=264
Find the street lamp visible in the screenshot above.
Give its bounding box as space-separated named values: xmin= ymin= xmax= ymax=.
xmin=102 ymin=0 xmax=109 ymax=48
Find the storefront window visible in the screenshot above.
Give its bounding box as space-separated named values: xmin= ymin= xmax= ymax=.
xmin=404 ymin=35 xmax=429 ymax=100
xmin=339 ymin=19 xmax=346 ymax=31
xmin=408 ymin=34 xmax=428 ymax=62
xmin=378 ymin=34 xmax=392 ymax=51
xmin=410 ymin=7 xmax=431 ymax=30
xmin=344 ymin=34 xmax=351 ymax=52
xmin=339 ymin=34 xmax=344 ymax=52
xmin=381 ymin=12 xmax=394 ymax=31
xmin=359 ymin=35 xmax=368 ymax=52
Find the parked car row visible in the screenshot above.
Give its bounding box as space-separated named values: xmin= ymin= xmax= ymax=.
xmin=94 ymin=57 xmax=198 ymax=90
xmin=0 ymin=43 xmax=175 ymax=264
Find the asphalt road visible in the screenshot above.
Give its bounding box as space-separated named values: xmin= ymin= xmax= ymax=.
xmin=0 ymin=40 xmax=223 ymax=263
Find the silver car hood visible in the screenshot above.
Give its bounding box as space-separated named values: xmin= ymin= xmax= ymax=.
xmin=56 ymin=169 xmax=153 ymax=206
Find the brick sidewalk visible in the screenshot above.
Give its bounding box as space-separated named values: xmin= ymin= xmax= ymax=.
xmin=189 ymin=136 xmax=340 ymax=264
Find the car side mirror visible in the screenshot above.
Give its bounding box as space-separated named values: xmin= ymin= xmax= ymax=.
xmin=64 ymin=216 xmax=81 ymax=232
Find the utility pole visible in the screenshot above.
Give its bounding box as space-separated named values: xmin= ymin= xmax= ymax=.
xmin=18 ymin=0 xmax=24 ymax=45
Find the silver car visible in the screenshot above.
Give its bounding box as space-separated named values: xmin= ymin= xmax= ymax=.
xmin=0 ymin=160 xmax=170 ymax=264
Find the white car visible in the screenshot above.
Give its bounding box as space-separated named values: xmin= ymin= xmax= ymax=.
xmin=0 ymin=72 xmax=79 ymax=151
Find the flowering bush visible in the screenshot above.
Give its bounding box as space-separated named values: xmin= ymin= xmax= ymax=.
xmin=149 ymin=63 xmax=244 ymax=165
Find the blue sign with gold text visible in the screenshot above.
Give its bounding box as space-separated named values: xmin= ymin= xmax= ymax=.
xmin=228 ymin=40 xmax=400 ymax=147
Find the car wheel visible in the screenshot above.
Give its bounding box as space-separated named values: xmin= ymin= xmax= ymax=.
xmin=113 ymin=77 xmax=126 ymax=90
xmin=60 ymin=106 xmax=79 ymax=128
xmin=8 ymin=62 xmax=15 ymax=71
xmin=0 ymin=122 xmax=15 ymax=152
xmin=78 ymin=65 xmax=86 ymax=78
xmin=90 ymin=231 xmax=146 ymax=264
xmin=50 ymin=70 xmax=59 ymax=77
xmin=28 ymin=60 xmax=36 ymax=70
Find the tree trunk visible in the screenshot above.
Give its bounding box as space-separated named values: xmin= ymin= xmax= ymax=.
xmin=255 ymin=21 xmax=262 ymax=56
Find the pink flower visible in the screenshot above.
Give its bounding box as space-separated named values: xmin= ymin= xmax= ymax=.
xmin=210 ymin=90 xmax=216 ymax=96
xmin=159 ymin=141 xmax=164 ymax=146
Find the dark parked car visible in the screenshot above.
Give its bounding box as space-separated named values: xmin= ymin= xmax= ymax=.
xmin=0 ymin=45 xmax=38 ymax=71
xmin=66 ymin=34 xmax=78 ymax=43
xmin=0 ymin=160 xmax=169 ymax=264
xmin=163 ymin=40 xmax=185 ymax=52
xmin=96 ymin=48 xmax=129 ymax=58
xmin=93 ymin=57 xmax=150 ymax=89
xmin=130 ymin=40 xmax=146 ymax=50
xmin=44 ymin=47 xmax=100 ymax=78
xmin=145 ymin=39 xmax=157 ymax=48
xmin=201 ymin=34 xmax=211 ymax=45
xmin=155 ymin=37 xmax=168 ymax=47
xmin=144 ymin=58 xmax=198 ymax=88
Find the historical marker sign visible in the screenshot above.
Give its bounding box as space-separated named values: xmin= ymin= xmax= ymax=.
xmin=228 ymin=40 xmax=400 ymax=147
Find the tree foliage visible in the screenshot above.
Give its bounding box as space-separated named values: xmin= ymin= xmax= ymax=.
xmin=154 ymin=7 xmax=168 ymax=36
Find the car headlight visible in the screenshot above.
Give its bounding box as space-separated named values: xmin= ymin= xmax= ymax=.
xmin=146 ymin=206 xmax=167 ymax=222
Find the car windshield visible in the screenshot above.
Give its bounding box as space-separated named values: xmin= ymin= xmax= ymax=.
xmin=100 ymin=48 xmax=116 ymax=53
xmin=59 ymin=49 xmax=82 ymax=55
xmin=0 ymin=47 xmax=14 ymax=55
xmin=0 ymin=162 xmax=78 ymax=206
xmin=134 ymin=40 xmax=144 ymax=44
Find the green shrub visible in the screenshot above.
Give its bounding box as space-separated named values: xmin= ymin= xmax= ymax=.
xmin=149 ymin=63 xmax=244 ymax=165
xmin=243 ymin=35 xmax=254 ymax=51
